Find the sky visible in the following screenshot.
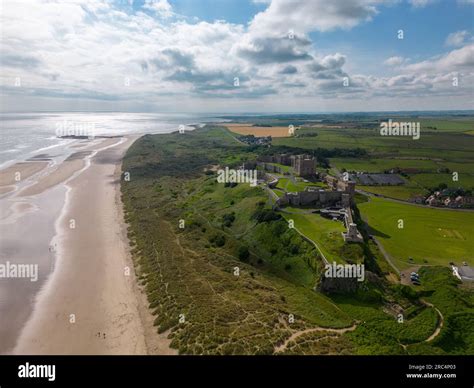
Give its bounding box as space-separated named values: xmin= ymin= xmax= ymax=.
xmin=0 ymin=0 xmax=473 ymax=113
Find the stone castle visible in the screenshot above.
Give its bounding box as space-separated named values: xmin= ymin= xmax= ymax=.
xmin=253 ymin=153 xmax=363 ymax=243
xmin=258 ymin=153 xmax=316 ymax=177
xmin=277 ymin=177 xmax=355 ymax=208
xmin=255 ymin=154 xmax=356 ymax=208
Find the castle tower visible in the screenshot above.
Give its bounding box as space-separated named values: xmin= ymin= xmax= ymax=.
xmin=294 ymin=155 xmax=316 ymax=177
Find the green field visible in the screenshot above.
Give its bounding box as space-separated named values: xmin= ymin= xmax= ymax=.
xmin=358 ymin=197 xmax=474 ymax=269
xmin=276 ymin=177 xmax=290 ymax=190
xmin=359 ymin=185 xmax=427 ymax=201
xmin=410 ymin=173 xmax=474 ymax=191
xmin=414 ymin=118 xmax=474 ymax=133
xmin=276 ymin=177 xmax=326 ymax=192
xmin=268 ymin=162 xmax=292 ymax=173
xmin=276 ymin=129 xmax=474 ymax=155
xmin=330 ymin=157 xmax=441 ymax=173
xmin=282 ymin=212 xmax=347 ymax=263
xmin=275 ymin=125 xmax=474 ymax=162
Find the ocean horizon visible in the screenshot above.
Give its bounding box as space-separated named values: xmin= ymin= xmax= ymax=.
xmin=0 ymin=112 xmax=223 ymax=168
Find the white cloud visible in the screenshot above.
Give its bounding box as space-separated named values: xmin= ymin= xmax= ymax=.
xmin=408 ymin=0 xmax=436 ymax=8
xmin=384 ymin=56 xmax=406 ymax=66
xmin=445 ymin=30 xmax=471 ymax=47
xmin=405 ymin=44 xmax=474 ymax=73
xmin=143 ymin=0 xmax=174 ymax=18
xmin=0 ymin=0 xmax=472 ymax=111
xmin=248 ymin=0 xmax=383 ymax=36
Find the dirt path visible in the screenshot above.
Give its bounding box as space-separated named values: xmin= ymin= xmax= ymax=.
xmin=398 ymin=300 xmax=444 ymax=352
xmin=421 ymin=300 xmax=444 ymax=343
xmin=291 ymin=225 xmax=329 ymax=265
xmin=274 ymin=324 xmax=358 ymax=353
xmin=372 ymin=235 xmax=401 ymax=275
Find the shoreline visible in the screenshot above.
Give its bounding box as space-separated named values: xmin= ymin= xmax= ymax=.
xmin=8 ymin=135 xmax=170 ymax=354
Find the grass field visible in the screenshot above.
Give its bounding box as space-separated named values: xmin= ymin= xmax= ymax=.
xmin=409 ymin=173 xmax=474 ymax=191
xmin=358 ymin=185 xmax=427 ymax=201
xmin=414 ymin=118 xmax=474 ymax=133
xmin=276 ymin=177 xmax=325 ymax=192
xmin=282 ymin=212 xmax=347 ymax=263
xmin=268 ymin=162 xmax=292 ymax=173
xmin=330 ymin=157 xmax=441 ymax=173
xmin=358 ymin=197 xmax=474 ymax=269
xmin=274 ymin=125 xmax=474 ymax=162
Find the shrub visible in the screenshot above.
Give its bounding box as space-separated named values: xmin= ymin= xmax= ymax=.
xmin=238 ymin=246 xmax=250 ymax=262
xmin=222 ymin=212 xmax=236 ymax=227
xmin=209 ymin=234 xmax=226 ymax=247
xmin=252 ymin=209 xmax=281 ymax=223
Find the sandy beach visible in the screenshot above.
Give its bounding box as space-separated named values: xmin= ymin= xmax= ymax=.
xmin=0 ymin=161 xmax=49 ymax=188
xmin=4 ymin=136 xmax=173 ymax=355
xmin=17 ymin=157 xmax=86 ymax=197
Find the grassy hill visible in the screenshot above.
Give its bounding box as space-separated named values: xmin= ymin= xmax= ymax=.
xmin=121 ymin=123 xmax=473 ymax=355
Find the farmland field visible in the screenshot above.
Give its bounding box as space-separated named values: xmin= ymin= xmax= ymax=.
xmin=410 ymin=173 xmax=474 ymax=191
xmin=225 ymin=123 xmax=291 ymax=137
xmin=330 ymin=157 xmax=441 ymax=173
xmin=358 ymin=197 xmax=474 ymax=269
xmin=274 ymin=125 xmax=474 ymax=162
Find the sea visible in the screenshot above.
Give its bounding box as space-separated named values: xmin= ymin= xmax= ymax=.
xmin=0 ymin=112 xmax=224 ymax=168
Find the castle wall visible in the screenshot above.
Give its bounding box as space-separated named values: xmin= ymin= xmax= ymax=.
xmin=318 ymin=276 xmax=359 ymax=294
xmin=284 ymin=189 xmax=344 ymax=207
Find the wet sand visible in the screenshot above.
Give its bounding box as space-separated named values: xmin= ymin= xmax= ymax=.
xmin=18 ymin=158 xmax=86 ymax=197
xmin=16 ymin=147 xmax=114 ymax=197
xmin=0 ymin=161 xmax=49 ymax=187
xmin=9 ymin=136 xmax=173 ymax=354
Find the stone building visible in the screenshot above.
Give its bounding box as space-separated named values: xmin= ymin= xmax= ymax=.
xmin=291 ymin=155 xmax=316 ymax=177
xmin=325 ymin=174 xmax=356 ymax=196
xmin=274 ymin=153 xmax=292 ymax=165
xmin=277 ymin=187 xmax=352 ymax=208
